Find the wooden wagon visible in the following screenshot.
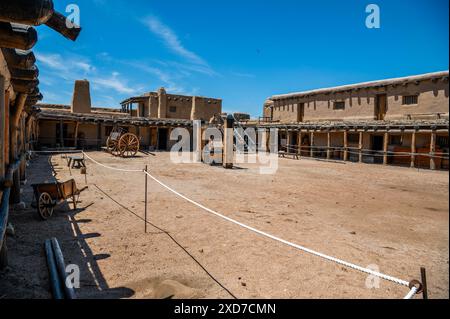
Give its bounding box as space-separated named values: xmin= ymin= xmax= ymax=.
xmin=31 ymin=179 xmax=88 ymax=220
xmin=106 ymin=127 xmax=140 ymax=157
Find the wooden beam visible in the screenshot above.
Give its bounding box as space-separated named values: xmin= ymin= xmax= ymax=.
xmin=411 ymin=131 xmax=416 ymax=168
xmin=0 ymin=75 xmax=5 ymax=180
xmin=310 ymin=132 xmax=314 ymax=158
xmin=59 ymin=120 xmax=64 ymax=148
xmin=358 ymin=132 xmax=363 ymax=163
xmin=74 ymin=121 xmax=79 ymax=149
xmin=327 ymin=132 xmax=331 ymax=160
xmin=383 ymin=132 xmax=389 ymax=165
xmin=298 ymin=130 xmax=302 ymax=158
xmin=0 ymin=22 xmax=38 ymax=50
xmin=343 ymin=131 xmax=348 ymax=161
xmin=430 ymin=131 xmax=436 ymax=170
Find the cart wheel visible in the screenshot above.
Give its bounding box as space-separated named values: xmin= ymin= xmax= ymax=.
xmin=38 ymin=192 xmax=54 ymax=220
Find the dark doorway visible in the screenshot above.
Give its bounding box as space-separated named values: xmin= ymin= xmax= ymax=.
xmin=371 ymin=135 xmax=384 ymax=151
xmin=375 ymin=94 xmax=387 ymax=120
xmin=158 ymin=128 xmax=168 ymax=150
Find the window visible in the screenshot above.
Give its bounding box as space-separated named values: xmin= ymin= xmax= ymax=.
xmin=169 ymin=106 xmax=177 ymax=113
xmin=402 ymin=95 xmax=418 ymax=105
xmin=105 ymin=126 xmax=113 ymax=137
xmin=333 ymin=101 xmax=345 ymax=110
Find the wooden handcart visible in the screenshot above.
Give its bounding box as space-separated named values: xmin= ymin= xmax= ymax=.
xmin=106 ymin=127 xmax=140 ymax=158
xmin=31 ymin=179 xmax=88 ymax=220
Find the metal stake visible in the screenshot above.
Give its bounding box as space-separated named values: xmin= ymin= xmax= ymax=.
xmin=421 ymin=267 xmax=428 ymax=299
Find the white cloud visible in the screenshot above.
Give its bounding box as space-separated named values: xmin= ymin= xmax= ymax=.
xmin=143 ymin=16 xmax=208 ymax=67
xmin=91 ymin=72 xmax=139 ymax=95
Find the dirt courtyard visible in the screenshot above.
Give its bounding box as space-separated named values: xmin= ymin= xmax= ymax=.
xmin=1 ymin=151 xmax=448 ymax=299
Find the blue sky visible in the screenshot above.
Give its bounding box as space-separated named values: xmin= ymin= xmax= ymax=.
xmin=34 ymin=0 xmax=449 ymax=117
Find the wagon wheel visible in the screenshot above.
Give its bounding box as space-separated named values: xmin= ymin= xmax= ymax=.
xmin=106 ymin=137 xmax=120 ymax=157
xmin=38 ymin=192 xmax=54 ymax=220
xmin=118 ymin=133 xmax=140 ymax=157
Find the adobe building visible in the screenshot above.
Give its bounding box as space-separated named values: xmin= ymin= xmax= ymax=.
xmin=35 ymin=83 xmax=223 ymax=151
xmin=120 ymin=87 xmax=222 ymax=122
xmin=256 ymin=71 xmax=449 ymax=170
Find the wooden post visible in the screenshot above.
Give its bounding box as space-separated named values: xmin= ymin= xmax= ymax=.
xmin=358 ymin=132 xmax=363 ymax=163
xmin=298 ymin=130 xmax=302 ymax=158
xmin=144 ymin=165 xmax=148 ymax=234
xmin=411 ymin=131 xmax=416 ymax=168
xmin=74 ymin=121 xmax=79 ymax=149
xmin=383 ymin=132 xmax=389 ymax=165
xmin=0 ymin=75 xmax=5 ymax=180
xmin=430 ymin=131 xmax=436 ymax=170
xmin=286 ymin=130 xmax=291 ymax=153
xmin=96 ymin=122 xmax=101 ymax=150
xmin=193 ymin=120 xmax=202 ymax=162
xmin=310 ymin=131 xmax=314 ymax=158
xmin=59 ymin=120 xmax=64 ymax=148
xmin=327 ymin=131 xmax=331 ymax=160
xmin=223 ymin=115 xmax=234 ymax=169
xmin=343 ymin=130 xmax=348 ymax=162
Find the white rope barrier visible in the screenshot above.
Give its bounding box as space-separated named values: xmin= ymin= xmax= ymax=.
xmin=404 ymin=287 xmax=419 ymax=300
xmin=143 ymin=171 xmax=412 ymax=285
xmin=79 ymin=151 xmax=421 ymax=299
xmin=82 ymin=152 xmax=143 ymax=173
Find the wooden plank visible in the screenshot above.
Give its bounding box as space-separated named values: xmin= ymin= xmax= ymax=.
xmin=327 ymin=132 xmax=331 ymax=160
xmin=0 ymin=75 xmax=4 ymax=180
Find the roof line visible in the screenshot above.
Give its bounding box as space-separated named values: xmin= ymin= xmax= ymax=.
xmin=270 ymin=70 xmax=449 ymax=100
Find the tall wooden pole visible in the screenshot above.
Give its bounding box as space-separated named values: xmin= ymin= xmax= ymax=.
xmin=310 ymin=132 xmax=314 ymax=158
xmin=343 ymin=130 xmax=348 ymax=162
xmin=430 ymin=131 xmax=436 ymax=170
xmin=59 ymin=120 xmax=64 ymax=148
xmin=358 ymin=132 xmax=363 ymax=163
xmin=383 ymin=132 xmax=389 ymax=165
xmin=411 ymin=131 xmax=416 ymax=168
xmin=0 ymin=75 xmax=5 ymax=180
xmin=298 ymin=130 xmax=302 ymax=158
xmin=74 ymin=121 xmax=79 ymax=149
xmin=327 ymin=131 xmax=331 ymax=160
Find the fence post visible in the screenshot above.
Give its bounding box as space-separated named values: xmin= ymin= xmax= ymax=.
xmin=144 ymin=165 xmax=148 ymax=233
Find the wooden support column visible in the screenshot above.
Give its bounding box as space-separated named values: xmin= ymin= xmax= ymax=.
xmin=0 ymin=75 xmax=5 ymax=179
xmin=358 ymin=132 xmax=363 ymax=163
xmin=343 ymin=130 xmax=348 ymax=161
xmin=96 ymin=122 xmax=102 ymax=149
xmin=74 ymin=121 xmax=79 ymax=149
xmin=430 ymin=131 xmax=436 ymax=170
xmin=286 ymin=130 xmax=291 ymax=153
xmin=298 ymin=130 xmax=302 ymax=158
xmin=327 ymin=131 xmax=331 ymax=160
xmin=411 ymin=131 xmax=416 ymax=168
xmin=310 ymin=131 xmax=314 ymax=158
xmin=59 ymin=120 xmax=64 ymax=148
xmin=383 ymin=132 xmax=389 ymax=165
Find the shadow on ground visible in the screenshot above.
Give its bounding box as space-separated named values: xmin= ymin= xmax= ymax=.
xmin=0 ymin=154 xmax=134 ymax=299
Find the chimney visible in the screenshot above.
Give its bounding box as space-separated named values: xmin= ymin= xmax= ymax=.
xmin=71 ymin=79 xmax=91 ymax=113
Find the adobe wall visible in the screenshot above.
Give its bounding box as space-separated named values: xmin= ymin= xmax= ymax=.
xmin=268 ymin=77 xmax=449 ymax=123
xmin=71 ymin=80 xmax=91 ymax=114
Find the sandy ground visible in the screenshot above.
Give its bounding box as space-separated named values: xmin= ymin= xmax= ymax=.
xmin=0 ymin=151 xmax=448 ymax=299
